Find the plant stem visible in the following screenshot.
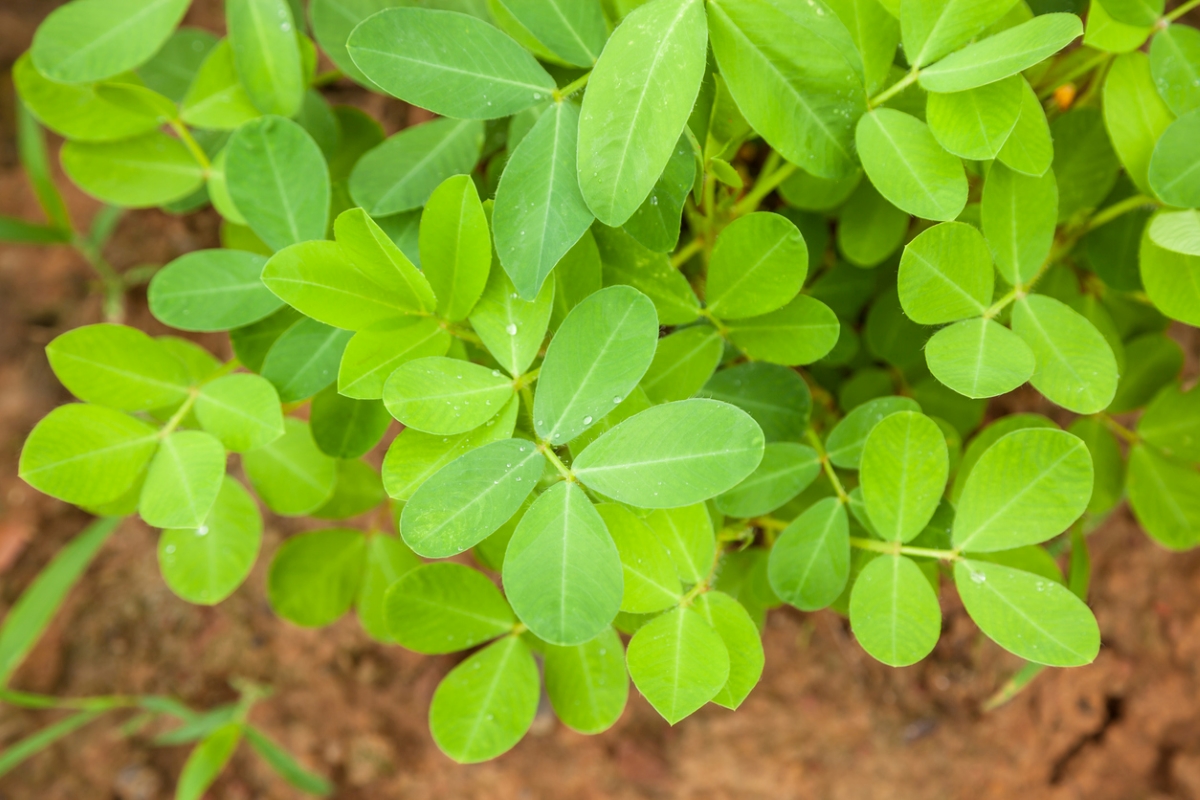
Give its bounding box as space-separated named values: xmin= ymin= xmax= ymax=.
xmin=442 ymin=321 xmax=483 ymax=345
xmin=312 ymin=68 xmax=343 ymax=87
xmin=805 ymin=428 xmax=849 ymax=503
xmin=730 ymin=160 xmax=797 ymax=217
xmin=1167 ymin=0 xmax=1200 ymax=21
xmin=1036 ymin=52 xmax=1113 ymax=101
xmin=160 ymin=389 xmax=199 ymax=438
xmin=555 ymin=71 xmax=591 ymax=101
xmin=1083 ymin=194 xmax=1158 ymax=233
xmin=1097 ymin=413 xmax=1140 ymax=445
xmin=848 ymin=536 xmax=961 ymax=561
xmin=869 ymin=67 xmax=920 ymax=108
xmin=514 ymin=366 xmax=540 ymax=390
xmin=983 ymin=287 xmax=1019 ymax=319
xmin=670 ymin=237 xmax=704 ymax=269
xmin=538 ymin=442 xmax=574 ymax=482
xmin=168 ymin=120 xmax=211 ymax=172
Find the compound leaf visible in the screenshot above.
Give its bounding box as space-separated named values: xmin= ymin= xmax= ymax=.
xmin=692 ymin=591 xmax=763 ymax=710
xmin=918 ymin=14 xmax=1084 ymax=93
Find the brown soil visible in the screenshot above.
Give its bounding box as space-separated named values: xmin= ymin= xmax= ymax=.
xmin=4 ymin=4 xmax=1200 ymax=799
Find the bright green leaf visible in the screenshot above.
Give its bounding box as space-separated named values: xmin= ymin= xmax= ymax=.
xmin=768 ymin=497 xmax=850 ymax=611
xmin=267 ymin=528 xmax=367 ymax=627
xmin=385 ymin=562 xmax=515 ymax=653
xmin=625 ymin=606 xmax=730 ymax=724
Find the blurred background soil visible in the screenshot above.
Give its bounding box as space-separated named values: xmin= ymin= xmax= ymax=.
xmin=2 ymin=2 xmax=1200 ymax=798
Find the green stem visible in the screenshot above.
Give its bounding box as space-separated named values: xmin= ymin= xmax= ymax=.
xmin=514 ymin=366 xmax=540 ymax=390
xmin=869 ymin=67 xmax=919 ymax=108
xmin=1036 ymin=52 xmax=1113 ymax=101
xmin=730 ymin=160 xmax=797 ymax=217
xmin=442 ymin=321 xmax=483 ymax=345
xmin=849 ymin=536 xmax=961 ymax=561
xmin=670 ymin=237 xmax=705 ymax=269
xmin=160 ymin=389 xmax=199 ymax=438
xmin=169 ymin=120 xmax=211 ymax=172
xmin=1167 ymin=0 xmax=1200 ymax=21
xmin=72 ymin=235 xmax=124 ymax=322
xmin=538 ymin=442 xmax=574 ymax=482
xmin=805 ymin=428 xmax=849 ymax=503
xmin=1083 ymin=194 xmax=1158 ymax=233
xmin=983 ymin=287 xmax=1019 ymax=319
xmin=1096 ymin=413 xmax=1140 ymax=445
xmin=312 ymin=68 xmax=343 ymax=87
xmin=555 ymin=71 xmax=591 ymax=101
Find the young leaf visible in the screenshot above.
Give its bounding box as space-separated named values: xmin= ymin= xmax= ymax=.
xmin=897 ymin=221 xmax=993 ymax=324
xmin=625 ymin=606 xmax=730 ymax=724
xmin=900 ymin=0 xmax=1017 ymax=68
xmin=849 ymin=554 xmax=941 ymax=667
xmin=1147 ymin=108 xmax=1200 ymax=209
xmin=701 ymin=363 xmax=813 ymax=444
xmin=338 ymin=317 xmax=451 ymax=400
xmin=997 ymin=77 xmax=1053 ymax=176
xmin=260 ymin=318 xmax=353 ymax=403
xmin=494 ymin=100 xmax=594 ymax=300
xmin=596 ymin=503 xmax=683 ymax=614
xmin=384 ymin=562 xmax=515 ymax=653
xmin=61 ymin=132 xmax=205 ymax=208
xmin=714 ymin=442 xmax=820 ymax=519
xmin=855 ymin=109 xmax=967 ymax=222
xmin=226 ymin=116 xmax=330 ymax=251
xmin=573 ymin=399 xmax=765 ymax=508
xmin=267 ymin=528 xmax=367 ymax=627
xmin=400 ymin=439 xmax=542 ymax=558
xmin=1098 ymin=0 xmax=1163 ymax=26
xmin=1011 ymin=294 xmax=1119 ymax=414
xmin=350 ymin=118 xmax=485 ymax=216
xmin=692 ymin=591 xmax=763 ymax=709
xmin=139 ymin=431 xmax=226 ymax=530
xmin=534 ymin=284 xmax=659 ymax=444
xmin=348 ymin=7 xmax=556 ymax=119
xmin=645 ymin=503 xmax=715 ymax=586
xmin=194 ymin=374 xmax=284 ymax=453
xmin=226 ymin=0 xmax=305 ymax=117
xmin=926 ymin=75 xmax=1023 ymax=160
xmin=158 ymin=477 xmax=263 ymax=605
xmin=954 ymin=559 xmax=1100 ymax=666
xmin=768 ymin=497 xmax=850 ymax=611
xmin=952 ymin=428 xmax=1093 ymax=552
xmin=1149 ymin=210 xmax=1200 ymax=258
xmin=707 ymin=0 xmax=865 ymax=180
xmin=149 ymin=250 xmax=282 ymax=332
xmin=706 ymin=212 xmax=808 ymax=321
xmin=180 ymin=39 xmax=262 ymax=130
xmin=310 ymin=386 xmax=391 ymax=459
xmin=428 ymin=636 xmax=539 ymax=763
xmin=503 ymin=481 xmax=624 ymax=646
xmin=420 ymin=175 xmax=491 ymax=321
xmin=577 ymin=0 xmax=708 ymax=226
xmin=1149 ymin=23 xmax=1200 ymax=116
xmin=861 ymin=411 xmax=949 ymax=543
xmin=925 ymin=317 xmax=1036 ymax=399
xmin=918 ymin=14 xmax=1084 ymax=93
xmin=639 ymin=326 xmax=723 ymax=404
xmin=30 ymin=0 xmax=192 ymax=83
xmin=1140 ymin=216 xmax=1200 ymax=327
xmin=469 ymin=255 xmax=555 ymax=378
xmin=725 ymin=294 xmax=840 ymax=366
xmin=176 ymin=723 xmax=243 ymax=800
xmin=243 ymin=418 xmax=337 ymax=515
xmin=46 ymin=323 xmax=190 ymax=412
xmin=383 ymin=357 xmax=513 ymax=435
xmin=1126 ymin=444 xmax=1200 ymax=551
xmin=543 ymin=627 xmax=629 ymax=735
xmin=980 ymin=163 xmax=1057 ymax=285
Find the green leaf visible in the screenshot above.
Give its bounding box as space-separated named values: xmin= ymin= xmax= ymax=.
xmin=1138 ymin=382 xmax=1200 ymax=464
xmin=1104 ymin=52 xmax=1176 ymax=197
xmin=997 ymin=77 xmax=1053 ymax=176
xmin=30 ymin=0 xmax=191 ymax=83
xmin=138 ymin=27 xmax=217 ymax=102
xmin=230 ymin=307 xmax=303 ymax=373
xmin=861 ymin=411 xmax=949 ymax=543
xmin=596 ymin=503 xmax=682 ymax=614
xmin=227 ymin=0 xmax=305 ymax=117
xmin=61 ymin=132 xmax=205 ymax=208
xmin=334 ymin=207 xmax=438 ymax=310
xmin=242 ymin=726 xmax=332 ymax=796
xmin=46 ymin=323 xmax=190 ymax=411
xmin=382 ymin=395 xmax=518 ymax=501
xmin=260 ymin=318 xmax=353 ymax=402
xmin=1140 ymin=214 xmax=1200 ymax=327
xmin=1097 ymin=0 xmax=1162 ymax=26
xmin=715 ymin=442 xmax=820 ymax=518
xmin=639 ymin=326 xmax=723 ymax=404
xmin=825 ymin=395 xmax=920 ymax=469
xmin=855 ymin=109 xmax=967 ymax=222
xmin=826 ymin=0 xmax=900 ymax=94
xmin=420 ymin=175 xmax=491 ymax=321
xmin=926 ymin=75 xmax=1023 ymax=160
xmin=700 ymin=362 xmax=812 ymax=443
xmin=469 ymin=263 xmax=555 ymax=381
xmin=954 ymin=559 xmax=1100 ymax=666
xmin=400 ymin=439 xmax=542 ymax=557
xmin=1068 ymin=417 xmax=1125 ymax=518
xmin=309 ymin=0 xmax=402 ymax=85
xmin=350 ymin=118 xmax=485 ymax=216
xmin=980 ymin=163 xmax=1057 ymax=286
xmin=534 ymin=284 xmax=658 ymax=444
xmin=226 ymin=116 xmax=330 ymax=252
xmin=1147 ymin=108 xmax=1200 ymax=208
xmin=706 ymin=212 xmax=808 ymax=320
xmin=383 ymin=357 xmax=513 ymax=435
xmin=594 ymin=225 xmax=700 ymax=325
xmin=0 ymin=710 xmax=104 ymax=779
xmin=0 ymin=517 xmax=118 ymax=685
xmin=707 ymin=0 xmax=865 ymax=180
xmin=428 ymin=636 xmax=539 ymax=763
xmin=489 ymin=0 xmax=608 ymax=67
xmin=1109 ymin=333 xmax=1182 ymax=413
xmin=726 ymin=294 xmax=840 ymax=366
xmin=625 ymin=606 xmax=730 ymax=724
xmin=310 ymin=385 xmax=391 ymax=459
xmin=900 ymin=0 xmax=1017 ymax=68
xmin=1051 ymin=109 xmax=1120 ymax=222
xmin=849 ymin=554 xmax=941 ymax=667
xmin=1149 ymin=209 xmax=1200 ymax=257
xmin=243 ymin=417 xmax=337 ymax=515
xmin=158 ymin=476 xmax=263 ymax=605
xmin=267 ymin=528 xmax=367 ymax=627
xmin=494 ymin=100 xmax=594 ymax=300
xmin=503 ymin=481 xmax=623 ymax=646
xmin=139 ymin=431 xmax=226 ymax=530
xmin=918 ymin=14 xmax=1084 ymax=93
xmin=180 ymin=39 xmax=262 ymax=130
xmin=577 ymin=0 xmax=708 ymax=225
xmin=897 ymin=221 xmax=993 ymax=324
xmin=149 ymin=250 xmax=283 ymax=332
xmin=623 ymin=133 xmax=695 ymax=253
xmin=177 ymin=723 xmax=243 ymax=800
xmin=645 ymin=503 xmax=715 ymax=585
xmin=1011 ymin=294 xmax=1119 ymax=414
xmin=768 ymin=497 xmax=850 ymax=611
xmin=951 ymin=413 xmax=1057 ymax=503
xmin=692 ymin=591 xmax=762 ymax=709
xmin=355 ymin=533 xmax=420 ymax=642
xmin=1126 ymin=444 xmax=1200 ymax=550
xmin=338 ymin=316 xmax=451 ymax=400
xmin=1084 ymin=0 xmax=1152 ymax=54
xmin=194 ymin=373 xmax=284 ymax=453
xmin=385 ymin=562 xmax=515 ymax=653
xmin=780 ymin=165 xmax=862 ymax=212
xmin=349 ymin=7 xmax=556 ymax=119
xmin=543 ymin=627 xmax=629 ymax=734
xmin=836 ymin=182 xmax=908 ymax=267
xmin=925 ymin=317 xmax=1036 ymax=398
xmin=952 ymin=428 xmax=1093 ymax=552
xmin=1150 ymin=23 xmax=1200 ymax=116
xmin=573 ymin=399 xmax=765 ymax=508
xmin=311 ymin=459 xmax=386 ymax=520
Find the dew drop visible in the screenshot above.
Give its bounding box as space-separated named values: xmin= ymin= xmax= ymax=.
xmin=583 ymin=415 xmax=593 ymax=425
xmin=165 ymin=545 xmax=176 ymax=554
xmin=197 ymin=526 xmax=209 ymax=537
xmin=492 ymin=369 xmax=502 ymax=377
xmin=506 ymin=323 xmax=518 ymax=335
xmin=612 ymin=396 xmax=623 ymax=404
xmin=970 ymin=571 xmax=986 ymax=584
